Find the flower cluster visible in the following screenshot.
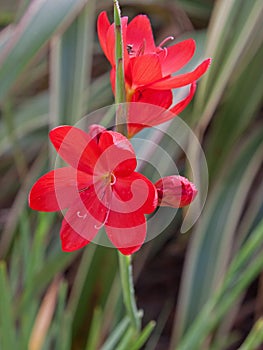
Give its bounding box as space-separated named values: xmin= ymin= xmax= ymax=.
xmin=98 ymin=12 xmax=211 ymax=136
xmin=29 ymin=125 xmax=196 ymax=254
xmin=29 ymin=10 xmax=207 ymax=255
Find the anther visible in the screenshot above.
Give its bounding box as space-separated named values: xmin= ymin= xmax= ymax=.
xmin=110 ymin=173 xmax=116 ymax=185
xmin=77 ymin=211 xmax=87 ymax=219
xmin=127 ymin=44 xmax=134 ymax=55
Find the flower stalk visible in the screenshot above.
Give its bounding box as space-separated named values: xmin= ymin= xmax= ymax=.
xmin=118 ymin=253 xmax=141 ymax=333
xmin=114 ymin=0 xmax=141 ymax=334
xmin=113 ymin=0 xmax=127 ymax=136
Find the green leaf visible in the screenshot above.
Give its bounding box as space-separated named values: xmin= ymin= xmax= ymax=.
xmin=173 ymin=127 xmax=263 ymax=344
xmin=0 ymin=147 xmax=48 ymax=258
xmin=175 ymin=218 xmax=263 ymax=349
xmin=237 ymin=318 xmax=263 ymax=350
xmin=49 ymin=0 xmax=96 ymax=126
xmin=130 ymin=321 xmax=156 ymax=350
xmin=0 ymin=262 xmax=17 ymax=349
xmin=85 ymin=308 xmax=103 ymax=350
xmin=0 ymin=0 xmax=90 ymax=103
xmin=193 ymin=0 xmax=263 ymax=128
xmin=206 ymin=44 xmax=263 ymax=178
xmin=101 ymin=317 xmax=130 ymax=350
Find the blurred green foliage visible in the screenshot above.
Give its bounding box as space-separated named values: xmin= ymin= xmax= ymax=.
xmin=0 ymin=0 xmax=262 ymax=349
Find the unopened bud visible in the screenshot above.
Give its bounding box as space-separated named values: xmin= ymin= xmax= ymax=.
xmin=88 ymin=124 xmax=106 ymax=143
xmin=155 ymin=175 xmax=197 ymax=208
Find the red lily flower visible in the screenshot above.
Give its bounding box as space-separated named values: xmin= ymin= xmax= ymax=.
xmin=97 ymin=12 xmax=211 ymax=136
xmin=155 ymin=175 xmax=197 ymax=208
xmin=29 ymin=125 xmax=158 ymax=255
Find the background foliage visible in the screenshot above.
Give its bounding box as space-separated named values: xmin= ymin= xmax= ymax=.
xmin=0 ymin=0 xmax=262 ymax=349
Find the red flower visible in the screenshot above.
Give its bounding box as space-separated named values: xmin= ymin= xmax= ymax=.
xmin=29 ymin=125 xmax=158 ymax=255
xmin=97 ymin=12 xmax=211 ymax=136
xmin=155 ymin=175 xmax=197 ymax=208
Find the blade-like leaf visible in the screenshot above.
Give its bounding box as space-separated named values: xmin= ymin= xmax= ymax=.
xmin=174 ymin=218 xmax=263 ymax=350
xmin=0 ymin=0 xmax=90 ymax=103
xmin=0 ymin=262 xmax=17 ymax=349
xmin=173 ymin=127 xmax=263 ymax=344
xmin=49 ymin=0 xmax=96 ymax=126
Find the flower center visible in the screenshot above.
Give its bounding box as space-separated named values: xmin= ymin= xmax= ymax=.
xmin=126 ymin=40 xmax=146 ymax=57
xmin=126 ymin=85 xmax=135 ymax=102
xmin=102 ymin=172 xmax=117 ymax=186
xmin=127 ymin=44 xmax=134 ymax=55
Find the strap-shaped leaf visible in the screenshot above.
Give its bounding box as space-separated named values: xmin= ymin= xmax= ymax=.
xmin=0 ymin=0 xmax=89 ymax=103
xmin=173 ymin=127 xmax=263 ymax=345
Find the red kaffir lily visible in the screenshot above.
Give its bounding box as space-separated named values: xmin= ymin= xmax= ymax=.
xmin=155 ymin=175 xmax=197 ymax=208
xmin=97 ymin=12 xmax=211 ymax=136
xmin=29 ymin=125 xmax=158 ymax=255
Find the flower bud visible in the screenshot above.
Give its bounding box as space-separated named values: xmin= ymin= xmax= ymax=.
xmin=88 ymin=124 xmax=106 ymax=143
xmin=155 ymin=175 xmax=197 ymax=208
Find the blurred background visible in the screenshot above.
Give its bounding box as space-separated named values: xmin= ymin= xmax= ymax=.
xmin=0 ymin=0 xmax=263 ymax=349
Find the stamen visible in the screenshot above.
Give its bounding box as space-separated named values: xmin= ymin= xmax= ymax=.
xmin=127 ymin=44 xmax=134 ymax=55
xmin=110 ymin=173 xmax=116 ymax=185
xmin=162 ymin=47 xmax=168 ymax=59
xmin=94 ymin=183 xmax=113 ymax=229
xmin=94 ymin=180 xmax=108 ymax=202
xmin=94 ymin=221 xmax=104 ymax=229
xmin=95 ymin=201 xmax=111 ymax=229
xmin=77 ymin=211 xmax=87 ymax=219
xmin=137 ymin=39 xmax=146 ymax=56
xmin=158 ymin=36 xmax=174 ymax=48
xmin=78 ymin=186 xmax=90 ymax=193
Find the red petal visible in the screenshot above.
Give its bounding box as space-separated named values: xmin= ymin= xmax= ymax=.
xmin=147 ymin=58 xmax=211 ymax=90
xmin=60 ymin=185 xmax=108 ymax=242
xmin=97 ymin=12 xmax=111 ymax=62
xmin=105 ymin=213 xmax=146 ymax=255
xmin=128 ymin=89 xmax=172 ymax=136
xmin=111 ymin=172 xmax=158 ymax=214
xmin=132 ymin=88 xmax=172 ymax=107
xmin=155 ymin=175 xmax=198 ymax=208
xmin=170 ymin=82 xmax=196 ymax=115
xmin=127 ymin=84 xmax=195 ymax=136
xmin=129 ymin=54 xmax=162 ymax=87
xmin=28 ymin=167 xmax=92 ymax=212
xmin=49 ymin=126 xmax=100 ymax=173
xmin=60 ymin=223 xmax=90 ymax=252
xmin=159 ymin=39 xmax=196 ymax=76
xmin=97 ymin=131 xmax=137 ymax=176
xmin=81 ymin=183 xmax=111 ymax=223
xmin=127 ymin=102 xmax=173 ymax=137
xmin=126 ymin=15 xmax=156 ymax=54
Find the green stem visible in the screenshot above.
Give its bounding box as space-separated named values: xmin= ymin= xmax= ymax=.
xmin=113 ymin=0 xmax=140 ymax=334
xmin=113 ymin=0 xmax=127 ymax=136
xmin=118 ymin=252 xmax=141 ymax=333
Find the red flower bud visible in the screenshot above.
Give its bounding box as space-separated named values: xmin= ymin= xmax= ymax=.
xmin=155 ymin=175 xmax=197 ymax=208
xmin=88 ymin=124 xmax=106 ymax=143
